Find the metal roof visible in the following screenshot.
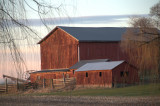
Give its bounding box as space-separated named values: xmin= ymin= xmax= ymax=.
xmin=38 ymin=26 xmax=159 ymax=44
xmin=30 ymin=69 xmax=69 ymax=74
xmin=76 ymin=61 xmax=124 ymax=71
xmin=59 ymin=26 xmax=127 ymax=42
xmin=69 ymin=59 xmax=110 ymax=69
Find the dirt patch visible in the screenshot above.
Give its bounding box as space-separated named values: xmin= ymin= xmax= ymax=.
xmin=0 ymin=96 xmax=159 ymax=106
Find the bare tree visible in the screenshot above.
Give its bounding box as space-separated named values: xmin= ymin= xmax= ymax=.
xmin=121 ymin=2 xmax=160 ymax=81
xmin=0 ymin=0 xmax=67 ymax=79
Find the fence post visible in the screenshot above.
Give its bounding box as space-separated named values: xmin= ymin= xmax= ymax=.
xmin=16 ymin=78 xmax=19 ymax=91
xmin=5 ymin=78 xmax=8 ymax=93
xmin=43 ymin=78 xmax=45 ymax=88
xmin=62 ymin=73 xmax=65 ymax=84
xmin=51 ymin=79 xmax=54 ymax=89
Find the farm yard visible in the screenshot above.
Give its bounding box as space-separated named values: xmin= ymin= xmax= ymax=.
xmin=0 ymin=83 xmax=160 ymax=105
xmin=0 ymin=96 xmax=160 ymax=106
xmin=0 ymin=25 xmax=160 ymax=105
xmin=1 ymin=1 xmax=160 ymax=106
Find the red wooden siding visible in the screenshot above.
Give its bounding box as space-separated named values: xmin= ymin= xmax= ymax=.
xmin=40 ymin=28 xmax=79 ymax=69
xmin=79 ymin=42 xmax=128 ymax=61
xmin=112 ymin=62 xmax=139 ymax=84
xmin=75 ymin=70 xmax=112 ymax=87
xmin=30 ymin=70 xmax=75 ymax=83
xmin=75 ymin=62 xmax=138 ymax=86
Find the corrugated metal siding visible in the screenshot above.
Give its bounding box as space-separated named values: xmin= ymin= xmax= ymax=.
xmin=79 ymin=42 xmax=128 ymax=61
xmin=40 ymin=28 xmax=79 ymax=69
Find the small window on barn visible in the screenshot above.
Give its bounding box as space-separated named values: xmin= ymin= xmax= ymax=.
xmin=99 ymin=72 xmax=102 ymax=77
xmin=120 ymin=71 xmax=129 ymax=77
xmin=127 ymin=72 xmax=129 ymax=76
xmin=73 ymin=70 xmax=75 ymax=74
xmin=86 ymin=72 xmax=88 ymax=77
xmin=120 ymin=71 xmax=124 ymax=77
xmin=124 ymin=72 xmax=129 ymax=77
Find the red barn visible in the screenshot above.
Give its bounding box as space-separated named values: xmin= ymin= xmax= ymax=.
xmin=38 ymin=26 xmax=128 ymax=70
xmin=75 ymin=61 xmax=139 ymax=87
xmin=30 ymin=26 xmax=139 ymax=87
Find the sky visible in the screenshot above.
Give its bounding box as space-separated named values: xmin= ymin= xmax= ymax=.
xmin=25 ymin=0 xmax=159 ymax=27
xmin=0 ymin=0 xmax=159 ymax=80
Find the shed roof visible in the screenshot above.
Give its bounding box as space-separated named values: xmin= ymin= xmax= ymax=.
xmin=30 ymin=69 xmax=69 ymax=74
xmin=38 ymin=26 xmax=127 ymax=44
xmin=70 ymin=59 xmax=110 ymax=69
xmin=76 ymin=61 xmax=124 ymax=71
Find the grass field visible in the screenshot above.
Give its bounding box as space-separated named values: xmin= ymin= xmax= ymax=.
xmin=28 ymin=83 xmax=160 ymax=96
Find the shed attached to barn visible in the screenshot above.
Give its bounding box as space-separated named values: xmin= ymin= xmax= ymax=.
xmin=30 ymin=69 xmax=74 ymax=83
xmin=75 ymin=61 xmax=139 ymax=87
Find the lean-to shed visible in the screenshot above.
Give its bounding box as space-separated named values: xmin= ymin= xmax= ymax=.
xmin=75 ymin=61 xmax=139 ymax=87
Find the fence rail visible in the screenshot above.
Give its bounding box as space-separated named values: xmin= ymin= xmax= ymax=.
xmin=0 ymin=77 xmax=76 ymax=93
xmin=35 ymin=77 xmax=76 ymax=90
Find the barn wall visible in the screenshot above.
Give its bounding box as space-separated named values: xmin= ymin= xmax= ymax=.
xmin=79 ymin=42 xmax=128 ymax=61
xmin=40 ymin=28 xmax=79 ymax=69
xmin=30 ymin=71 xmax=75 ymax=83
xmin=112 ymin=62 xmax=139 ymax=84
xmin=75 ymin=70 xmax=112 ymax=87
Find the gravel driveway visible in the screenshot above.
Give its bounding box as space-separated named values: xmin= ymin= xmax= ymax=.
xmin=0 ymin=96 xmax=159 ymax=106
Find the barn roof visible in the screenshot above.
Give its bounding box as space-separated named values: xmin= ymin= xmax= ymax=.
xmin=38 ymin=26 xmax=127 ymax=44
xmin=59 ymin=26 xmax=127 ymax=42
xmin=69 ymin=59 xmax=110 ymax=69
xmin=30 ymin=69 xmax=69 ymax=74
xmin=76 ymin=60 xmax=124 ymax=71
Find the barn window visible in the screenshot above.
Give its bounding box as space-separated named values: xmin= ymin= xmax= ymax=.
xmin=73 ymin=70 xmax=75 ymax=74
xmin=99 ymin=72 xmax=102 ymax=77
xmin=126 ymin=72 xmax=129 ymax=76
xmin=120 ymin=71 xmax=124 ymax=77
xmin=86 ymin=72 xmax=88 ymax=77
xmin=120 ymin=71 xmax=129 ymax=77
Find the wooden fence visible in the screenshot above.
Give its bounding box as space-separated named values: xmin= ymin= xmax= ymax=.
xmin=0 ymin=77 xmax=76 ymax=93
xmin=35 ymin=77 xmax=76 ymax=90
xmin=0 ymin=78 xmax=18 ymax=93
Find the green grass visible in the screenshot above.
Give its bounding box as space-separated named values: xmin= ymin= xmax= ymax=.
xmin=27 ymin=83 xmax=160 ymax=96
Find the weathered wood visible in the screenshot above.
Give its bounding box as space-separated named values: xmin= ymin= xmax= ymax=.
xmin=5 ymin=78 xmax=8 ymax=93
xmin=30 ymin=70 xmax=75 ymax=83
xmin=16 ymin=78 xmax=18 ymax=91
xmin=50 ymin=79 xmax=54 ymax=89
xmin=43 ymin=78 xmax=45 ymax=88
xmin=40 ymin=28 xmax=78 ymax=69
xmin=3 ymin=74 xmax=27 ymax=83
xmin=76 ymin=70 xmax=112 ymax=86
xmin=79 ymin=42 xmax=128 ymax=61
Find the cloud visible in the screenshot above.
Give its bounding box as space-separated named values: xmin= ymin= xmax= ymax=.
xmin=4 ymin=14 xmax=148 ymax=27
xmin=26 ymin=14 xmax=148 ymax=26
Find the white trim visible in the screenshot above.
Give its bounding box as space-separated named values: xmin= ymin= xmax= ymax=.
xmin=78 ymin=45 xmax=80 ymax=61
